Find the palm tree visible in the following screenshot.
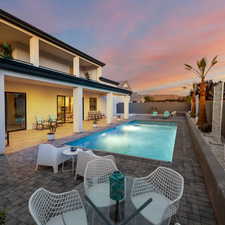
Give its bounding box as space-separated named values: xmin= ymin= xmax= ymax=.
xmin=190 ymin=90 xmax=196 ymax=117
xmin=184 ymin=56 xmax=218 ymax=127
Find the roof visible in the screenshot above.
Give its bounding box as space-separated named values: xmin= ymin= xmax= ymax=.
xmin=0 ymin=58 xmax=132 ymax=95
xmin=0 ymin=9 xmax=105 ymax=67
xmin=99 ymin=76 xmax=120 ymax=85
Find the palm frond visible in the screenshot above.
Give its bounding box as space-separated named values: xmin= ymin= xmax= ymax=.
xmin=184 ymin=64 xmax=193 ymax=70
xmin=211 ymin=55 xmax=218 ymax=66
xmin=204 ymin=56 xmax=218 ymax=77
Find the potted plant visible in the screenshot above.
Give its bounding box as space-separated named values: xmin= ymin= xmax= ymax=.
xmin=93 ymin=117 xmax=98 ymax=128
xmin=0 ymin=210 xmax=6 ymax=225
xmin=84 ymin=72 xmax=90 ymax=80
xmin=0 ymin=42 xmax=13 ymax=59
xmin=47 ymin=122 xmax=56 ymax=141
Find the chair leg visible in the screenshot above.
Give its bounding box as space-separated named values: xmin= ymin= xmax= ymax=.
xmin=53 ymin=165 xmax=58 ymax=173
xmin=74 ymin=172 xmax=77 ymax=181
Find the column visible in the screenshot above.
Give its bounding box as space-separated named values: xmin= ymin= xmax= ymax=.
xmin=96 ymin=67 xmax=102 ymax=81
xmin=212 ymin=81 xmax=224 ymax=144
xmin=73 ymin=87 xmax=83 ymax=132
xmin=0 ymin=73 xmax=5 ymax=154
xmin=124 ymin=95 xmax=130 ymax=119
xmin=73 ymin=56 xmax=80 ymax=77
xmin=106 ymin=92 xmax=113 ymax=124
xmin=29 ymin=36 xmax=39 ymax=66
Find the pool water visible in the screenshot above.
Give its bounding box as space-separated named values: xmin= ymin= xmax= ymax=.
xmin=67 ymin=121 xmax=177 ymax=162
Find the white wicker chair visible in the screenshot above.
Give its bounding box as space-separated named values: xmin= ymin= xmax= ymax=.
xmin=29 ymin=188 xmax=87 ymax=225
xmin=74 ymin=150 xmax=115 ymax=181
xmin=36 ymin=144 xmax=71 ymax=173
xmin=131 ymin=167 xmax=184 ymax=225
xmin=84 ymin=158 xmax=118 ymax=207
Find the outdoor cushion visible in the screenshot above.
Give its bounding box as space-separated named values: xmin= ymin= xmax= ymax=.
xmin=132 ymin=192 xmax=171 ymax=225
xmin=46 ymin=209 xmax=87 ymax=225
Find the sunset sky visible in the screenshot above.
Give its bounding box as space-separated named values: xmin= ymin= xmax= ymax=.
xmin=1 ymin=0 xmax=225 ymax=95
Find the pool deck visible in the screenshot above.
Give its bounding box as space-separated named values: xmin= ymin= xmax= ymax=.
xmin=0 ymin=116 xmax=217 ymax=225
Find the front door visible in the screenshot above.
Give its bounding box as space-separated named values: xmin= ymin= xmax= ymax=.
xmin=5 ymin=92 xmax=26 ymax=132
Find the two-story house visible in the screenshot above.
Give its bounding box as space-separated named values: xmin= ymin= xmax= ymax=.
xmin=0 ymin=9 xmax=131 ymax=154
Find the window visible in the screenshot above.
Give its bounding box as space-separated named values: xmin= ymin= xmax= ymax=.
xmin=89 ymin=98 xmax=97 ymax=111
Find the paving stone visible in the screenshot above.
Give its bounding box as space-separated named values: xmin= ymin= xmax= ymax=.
xmin=0 ymin=117 xmax=217 ymax=224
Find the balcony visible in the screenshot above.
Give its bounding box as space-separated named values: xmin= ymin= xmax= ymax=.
xmin=0 ymin=20 xmax=101 ymax=82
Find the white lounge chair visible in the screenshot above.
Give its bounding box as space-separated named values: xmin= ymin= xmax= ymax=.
xmin=131 ymin=167 xmax=184 ymax=225
xmin=36 ymin=144 xmax=71 ymax=173
xmin=74 ymin=150 xmax=115 ymax=181
xmin=29 ymin=188 xmax=87 ymax=225
xmin=84 ymin=158 xmax=118 ymax=207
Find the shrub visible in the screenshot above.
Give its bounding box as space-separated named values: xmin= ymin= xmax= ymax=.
xmin=0 ymin=210 xmax=6 ymax=225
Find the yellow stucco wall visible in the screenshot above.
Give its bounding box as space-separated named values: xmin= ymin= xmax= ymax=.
xmin=5 ymin=81 xmax=73 ymax=129
xmin=5 ymin=81 xmax=106 ymax=129
xmin=83 ymin=93 xmax=105 ymax=120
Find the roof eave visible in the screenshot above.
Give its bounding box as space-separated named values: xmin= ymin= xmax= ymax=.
xmin=0 ymin=58 xmax=132 ymax=95
xmin=0 ymin=9 xmax=105 ymax=67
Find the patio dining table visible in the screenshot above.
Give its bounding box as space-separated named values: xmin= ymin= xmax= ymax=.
xmin=78 ymin=177 xmax=154 ymax=225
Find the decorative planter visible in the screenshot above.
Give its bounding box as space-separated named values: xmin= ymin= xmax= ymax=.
xmin=47 ymin=133 xmax=55 ymax=141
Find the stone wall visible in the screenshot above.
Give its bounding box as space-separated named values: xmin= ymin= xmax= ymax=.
xmin=117 ymin=102 xmax=190 ymax=114
xmin=206 ymin=100 xmax=225 ymax=139
xmin=186 ymin=114 xmax=225 ymax=225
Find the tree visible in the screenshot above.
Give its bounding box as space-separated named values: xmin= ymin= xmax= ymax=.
xmin=190 ymin=90 xmax=196 ymax=117
xmin=185 ymin=56 xmax=218 ymax=128
xmin=144 ymin=95 xmax=152 ymax=102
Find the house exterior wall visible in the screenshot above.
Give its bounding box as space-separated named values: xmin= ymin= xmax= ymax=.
xmin=5 ymin=80 xmax=73 ymax=129
xmin=5 ymin=80 xmax=107 ymax=129
xmin=83 ymin=93 xmax=105 ymax=120
xmin=12 ymin=42 xmax=30 ymax=62
xmin=39 ymin=50 xmax=73 ymax=74
xmin=80 ymin=68 xmax=97 ymax=80
xmin=11 ymin=42 xmax=74 ymax=75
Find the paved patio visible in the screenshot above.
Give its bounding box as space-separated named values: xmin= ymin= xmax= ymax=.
xmin=5 ymin=119 xmax=110 ymax=154
xmin=0 ymin=116 xmax=217 ymax=225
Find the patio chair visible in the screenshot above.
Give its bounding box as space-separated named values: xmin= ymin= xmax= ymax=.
xmin=163 ymin=111 xmax=171 ymax=119
xmin=36 ymin=144 xmax=71 ymax=173
xmin=131 ymin=167 xmax=184 ymax=225
xmin=35 ymin=116 xmax=46 ymax=130
xmin=84 ymin=158 xmax=118 ymax=207
xmin=48 ymin=114 xmax=62 ymax=127
xmin=74 ymin=150 xmax=115 ymax=181
xmin=151 ymin=111 xmax=158 ymax=117
xmin=29 ymin=188 xmax=87 ymax=225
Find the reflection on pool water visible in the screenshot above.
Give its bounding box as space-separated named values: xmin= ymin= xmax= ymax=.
xmin=67 ymin=121 xmax=177 ymax=162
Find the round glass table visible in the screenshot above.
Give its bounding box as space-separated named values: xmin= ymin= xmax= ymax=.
xmin=76 ymin=177 xmax=158 ymax=225
xmin=62 ymin=148 xmax=80 ymax=173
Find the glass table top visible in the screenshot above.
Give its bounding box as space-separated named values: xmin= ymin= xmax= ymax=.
xmin=82 ymin=177 xmax=153 ymax=225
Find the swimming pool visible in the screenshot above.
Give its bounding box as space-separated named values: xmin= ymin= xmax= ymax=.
xmin=67 ymin=121 xmax=177 ymax=162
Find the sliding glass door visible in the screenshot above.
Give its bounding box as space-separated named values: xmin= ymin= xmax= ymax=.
xmin=57 ymin=96 xmax=73 ymax=123
xmin=5 ymin=92 xmax=26 ymax=132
